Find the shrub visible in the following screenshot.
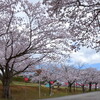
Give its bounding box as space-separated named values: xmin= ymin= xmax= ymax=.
xmin=13 ymin=76 xmax=24 ymax=82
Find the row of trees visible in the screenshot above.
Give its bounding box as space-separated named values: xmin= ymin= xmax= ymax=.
xmin=30 ymin=65 xmax=100 ymax=93
xmin=0 ymin=0 xmax=72 ymax=99
xmin=0 ymin=0 xmax=100 ymax=99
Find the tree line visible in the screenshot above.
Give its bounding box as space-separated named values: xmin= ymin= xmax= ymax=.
xmin=29 ymin=65 xmax=100 ymax=94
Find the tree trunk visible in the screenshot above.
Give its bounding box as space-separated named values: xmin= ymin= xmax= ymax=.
xmin=89 ymin=82 xmax=92 ymax=92
xmin=73 ymin=83 xmax=76 ymax=92
xmin=82 ymin=85 xmax=85 ymax=93
xmin=2 ymin=78 xmax=11 ymax=99
xmin=68 ymin=83 xmax=72 ymax=92
xmin=57 ymin=85 xmax=60 ymax=89
xmin=95 ymin=83 xmax=98 ymax=91
xmin=49 ymin=82 xmax=52 ymax=96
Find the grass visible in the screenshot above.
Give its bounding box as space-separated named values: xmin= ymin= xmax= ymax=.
xmin=0 ymin=84 xmax=68 ymax=100
xmin=11 ymin=81 xmax=38 ymax=86
xmin=0 ymin=81 xmax=99 ymax=100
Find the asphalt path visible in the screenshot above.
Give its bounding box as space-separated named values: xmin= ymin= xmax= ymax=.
xmin=39 ymin=92 xmax=100 ymax=100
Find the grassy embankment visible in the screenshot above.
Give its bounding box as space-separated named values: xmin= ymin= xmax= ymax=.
xmin=0 ymin=77 xmax=99 ymax=100
xmin=0 ymin=81 xmax=85 ymax=100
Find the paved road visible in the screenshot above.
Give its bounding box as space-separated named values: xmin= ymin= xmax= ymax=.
xmin=39 ymin=92 xmax=100 ymax=100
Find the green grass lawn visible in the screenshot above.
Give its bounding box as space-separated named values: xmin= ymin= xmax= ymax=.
xmin=0 ymin=81 xmax=99 ymax=100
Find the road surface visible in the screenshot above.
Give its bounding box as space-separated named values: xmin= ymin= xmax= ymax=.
xmin=39 ymin=92 xmax=100 ymax=100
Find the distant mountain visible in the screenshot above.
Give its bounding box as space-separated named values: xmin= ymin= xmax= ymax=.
xmin=85 ymin=63 xmax=100 ymax=70
xmin=36 ymin=63 xmax=100 ymax=70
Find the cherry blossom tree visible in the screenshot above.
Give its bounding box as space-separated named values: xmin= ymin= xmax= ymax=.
xmin=93 ymin=71 xmax=100 ymax=91
xmin=76 ymin=67 xmax=100 ymax=92
xmin=0 ymin=0 xmax=70 ymax=99
xmin=31 ymin=66 xmax=61 ymax=95
xmin=60 ymin=65 xmax=79 ymax=92
xmin=43 ymin=0 xmax=100 ymax=51
xmin=85 ymin=68 xmax=99 ymax=91
xmin=77 ymin=69 xmax=90 ymax=92
xmin=78 ymin=68 xmax=99 ymax=92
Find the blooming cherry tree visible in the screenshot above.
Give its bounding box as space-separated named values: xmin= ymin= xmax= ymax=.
xmin=31 ymin=66 xmax=61 ymax=95
xmin=0 ymin=0 xmax=70 ymax=98
xmin=85 ymin=68 xmax=99 ymax=91
xmin=43 ymin=0 xmax=100 ymax=51
xmin=60 ymin=65 xmax=79 ymax=92
xmin=78 ymin=69 xmax=90 ymax=92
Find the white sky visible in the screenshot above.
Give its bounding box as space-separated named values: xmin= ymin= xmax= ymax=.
xmin=29 ymin=0 xmax=42 ymax=3
xmin=70 ymin=47 xmax=100 ymax=65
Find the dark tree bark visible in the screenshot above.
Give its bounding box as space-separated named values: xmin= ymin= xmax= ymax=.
xmin=81 ymin=85 xmax=85 ymax=93
xmin=2 ymin=77 xmax=12 ymax=99
xmin=49 ymin=81 xmax=52 ymax=96
xmin=95 ymin=83 xmax=98 ymax=91
xmin=68 ymin=82 xmax=73 ymax=92
xmin=89 ymin=82 xmax=92 ymax=92
xmin=57 ymin=85 xmax=60 ymax=89
xmin=1 ymin=67 xmax=13 ymax=99
xmin=73 ymin=83 xmax=76 ymax=92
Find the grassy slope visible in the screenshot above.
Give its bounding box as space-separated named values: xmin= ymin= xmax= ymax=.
xmin=0 ymin=81 xmax=98 ymax=100
xmin=0 ymin=83 xmax=68 ymax=100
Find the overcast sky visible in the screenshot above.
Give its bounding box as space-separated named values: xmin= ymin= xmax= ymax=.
xmin=68 ymin=47 xmax=99 ymax=69
xmin=28 ymin=0 xmax=100 ymax=70
xmin=70 ymin=47 xmax=100 ymax=64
